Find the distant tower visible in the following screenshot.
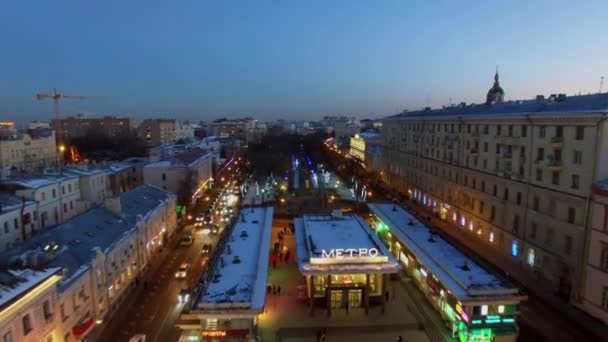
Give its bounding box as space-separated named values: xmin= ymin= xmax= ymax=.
xmin=486 ymin=67 xmax=505 ymax=104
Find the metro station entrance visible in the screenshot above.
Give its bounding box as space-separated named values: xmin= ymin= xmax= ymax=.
xmin=330 ymin=289 xmax=362 ymax=309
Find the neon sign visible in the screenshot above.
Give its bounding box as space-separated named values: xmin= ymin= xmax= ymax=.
xmin=321 ymin=248 xmax=379 ymax=258
xmin=203 ymin=331 xmax=227 ymax=337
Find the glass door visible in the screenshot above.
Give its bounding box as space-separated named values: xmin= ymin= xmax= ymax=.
xmin=330 ymin=290 xmax=343 ymax=309
xmin=348 ymin=289 xmax=362 ymax=308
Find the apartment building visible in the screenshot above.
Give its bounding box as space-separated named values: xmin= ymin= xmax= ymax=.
xmin=0 ymin=123 xmax=59 ymax=178
xmin=0 ymin=193 xmax=38 ymax=252
xmin=143 ymin=147 xmax=214 ymax=200
xmin=138 ymin=119 xmax=176 ymax=147
xmin=382 ymin=92 xmax=608 ymax=305
xmin=0 ymin=174 xmax=81 ymax=230
xmin=334 ymin=116 xmax=360 ymax=148
xmin=51 ymin=115 xmax=136 ymax=140
xmin=106 ymin=158 xmax=148 ymax=195
xmin=210 ymin=117 xmax=257 ymax=143
xmin=0 ymin=184 xmax=176 ymax=341
xmin=0 ymin=268 xmax=63 ymax=342
xmin=63 ymin=168 xmax=110 ymax=211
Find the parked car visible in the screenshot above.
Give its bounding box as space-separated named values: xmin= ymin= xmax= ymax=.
xmin=175 ymin=263 xmax=191 ymax=279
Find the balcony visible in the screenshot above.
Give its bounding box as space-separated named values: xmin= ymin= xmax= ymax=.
xmin=550 ymin=136 xmax=564 ymax=148
xmin=501 ymin=151 xmax=513 ymax=160
xmin=471 ymin=131 xmax=480 ymax=137
xmin=547 ymin=159 xmax=562 ymax=170
xmin=470 ymin=148 xmax=479 ymax=156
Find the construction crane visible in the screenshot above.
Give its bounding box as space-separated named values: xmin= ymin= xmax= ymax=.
xmin=36 ymin=88 xmax=88 ymax=164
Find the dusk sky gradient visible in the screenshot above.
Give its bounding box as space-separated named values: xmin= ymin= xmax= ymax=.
xmin=1 ymin=0 xmax=607 ymax=123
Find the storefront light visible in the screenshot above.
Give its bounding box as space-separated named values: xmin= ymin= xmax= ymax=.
xmin=460 ymin=216 xmax=466 ymax=227
xmin=498 ymin=305 xmax=505 ymax=314
xmin=489 ymin=232 xmax=494 ymax=243
xmin=452 ymin=213 xmax=457 ymax=222
xmin=420 ymin=268 xmax=428 ymax=277
xmin=511 ymin=241 xmax=519 ymax=257
xmin=468 ymin=221 xmax=474 ymax=231
xmin=481 ymin=305 xmax=488 ymax=315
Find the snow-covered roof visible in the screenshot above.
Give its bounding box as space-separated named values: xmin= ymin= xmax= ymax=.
xmin=195 ymin=206 xmax=274 ymax=314
xmin=295 ymin=214 xmax=400 ymax=275
xmin=144 ymin=148 xmax=213 ymax=169
xmin=0 ymin=192 xmax=35 ymax=215
xmin=357 ymin=131 xmax=381 ymax=139
xmin=1 ymin=174 xmax=77 ymax=189
xmin=119 ymin=184 xmax=175 ymax=225
xmin=62 ymin=167 xmax=107 ymax=177
xmin=367 ymin=203 xmax=520 ymax=301
xmin=388 ymin=93 xmax=608 ymax=120
xmin=0 ymin=267 xmax=62 ymax=310
xmin=0 ymin=207 xmax=136 ymax=291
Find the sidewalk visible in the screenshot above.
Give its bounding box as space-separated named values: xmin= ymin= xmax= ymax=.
xmin=400 ymin=196 xmax=608 ymax=341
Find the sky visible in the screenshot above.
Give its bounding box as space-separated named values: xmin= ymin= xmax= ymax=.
xmin=0 ymin=0 xmax=607 ymax=124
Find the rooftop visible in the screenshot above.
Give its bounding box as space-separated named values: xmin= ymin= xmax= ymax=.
xmin=0 ymin=193 xmax=35 ymax=215
xmin=1 ymin=174 xmax=77 ymax=189
xmin=295 ymin=213 xmax=400 ymax=275
xmin=119 ymin=184 xmax=175 ymax=225
xmin=63 ymin=167 xmax=107 ymax=177
xmin=389 ymin=93 xmax=608 ymax=120
xmin=0 ymin=267 xmax=62 ymax=311
xmin=0 ymin=206 xmax=135 ymax=290
xmin=368 ymin=203 xmax=520 ymax=301
xmin=145 ymin=147 xmax=212 ymax=169
xmin=195 ymin=206 xmax=274 ymax=314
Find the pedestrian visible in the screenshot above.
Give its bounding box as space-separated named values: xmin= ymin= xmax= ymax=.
xmin=285 ymin=250 xmax=291 ymax=263
xmin=385 ymin=290 xmax=390 ymax=301
xmin=277 ymin=285 xmax=281 ymax=296
xmin=396 ymin=336 xmax=404 ymax=342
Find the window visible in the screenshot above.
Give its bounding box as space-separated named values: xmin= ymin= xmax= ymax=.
xmin=527 ymin=248 xmax=536 ymax=267
xmin=489 ymin=231 xmax=495 ymax=243
xmin=539 ymin=126 xmax=546 ymax=138
xmin=22 ymin=314 xmax=32 ymax=334
xmin=493 ymin=185 xmax=497 ymax=196
xmin=571 ymin=175 xmax=580 ymax=190
xmin=3 ymin=222 xmax=8 ymax=233
xmin=481 ymin=181 xmax=485 ymax=192
xmin=483 ymin=125 xmax=489 ymax=134
xmin=62 ymin=186 xmax=65 ymax=195
xmin=564 ymin=235 xmax=573 ymax=255
xmin=576 ymin=126 xmax=585 ymax=140
xmin=483 ymin=142 xmax=488 ymax=152
xmin=479 ymin=201 xmax=485 ymax=214
xmin=161 ymin=173 xmax=166 ymax=181
xmin=508 ymin=125 xmax=513 ymax=136
xmin=537 ymin=148 xmax=544 ymax=161
xmin=532 ymin=196 xmax=539 ymax=211
xmin=573 ymin=151 xmax=582 ymax=165
xmin=536 ymin=168 xmax=542 ymax=181
xmin=481 ymin=305 xmax=488 ymax=315
xmin=521 ymin=125 xmax=527 ymax=137
xmin=60 ymin=303 xmax=67 ymax=322
xmin=13 ymin=219 xmax=18 ymax=230
xmin=520 ymin=146 xmax=526 ymax=158
xmin=552 ymin=171 xmax=560 ymax=185
xmin=531 ymin=222 xmax=537 ymax=240
xmin=554 ymin=149 xmax=562 ymax=162
xmin=555 ymin=126 xmax=563 ymax=137
xmin=483 ymin=159 xmax=487 ymax=169
xmin=503 ymin=188 xmax=509 ymax=201
xmin=68 ymin=183 xmax=72 ymax=192
xmin=568 ymin=207 xmax=576 ymax=224
xmin=602 ymin=248 xmax=608 ymax=271
xmin=490 ymin=206 xmax=496 ymax=221
xmin=3 ymin=331 xmax=13 ymax=342
xmin=495 ymin=143 xmax=500 ymax=154
xmin=63 ymin=203 xmax=67 ymax=213
xmin=602 ymin=287 xmax=608 ymax=310
xmin=497 ymin=125 xmax=502 ymax=136
xmin=70 ymin=201 xmax=73 ymax=210
xmin=42 ymin=192 xmax=46 ymax=201
xmin=516 ymin=192 xmax=522 ymax=205
xmin=464 ymin=176 xmax=468 ymax=186
xmin=513 ymin=215 xmax=520 ymax=234
xmin=43 ymin=300 xmax=52 ymax=320
xmin=52 ymin=189 xmax=56 ymax=198
xmin=498 ymin=305 xmax=505 ymax=314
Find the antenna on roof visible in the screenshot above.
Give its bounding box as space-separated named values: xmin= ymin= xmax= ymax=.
xmin=600 ymin=76 xmax=605 ymax=94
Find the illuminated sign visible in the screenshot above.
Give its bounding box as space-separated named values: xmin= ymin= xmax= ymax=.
xmin=321 ymin=248 xmax=379 ymax=258
xmin=203 ymin=331 xmax=227 ymax=337
xmin=202 ymin=329 xmax=249 ymax=338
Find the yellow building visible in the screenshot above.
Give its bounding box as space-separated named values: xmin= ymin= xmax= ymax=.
xmin=0 ymin=123 xmax=59 ymax=178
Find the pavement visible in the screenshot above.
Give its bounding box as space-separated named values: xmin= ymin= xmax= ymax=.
xmin=257 ymin=218 xmax=451 ymax=342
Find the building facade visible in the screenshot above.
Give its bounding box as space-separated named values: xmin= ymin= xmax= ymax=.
xmin=0 ymin=123 xmax=59 ymax=178
xmin=580 ymin=180 xmax=608 ymax=324
xmin=51 ymin=115 xmax=136 ymax=140
xmin=138 ymin=119 xmax=176 ymax=147
xmin=0 ymin=268 xmax=63 ymax=342
xmin=349 ymin=131 xmax=382 ymax=164
xmin=334 ymin=117 xmax=360 ymax=148
xmin=0 ymin=193 xmax=38 ymax=252
xmin=143 ymin=148 xmax=214 ymax=200
xmin=210 ymin=118 xmax=256 ymax=143
xmin=382 ymin=92 xmax=608 ymax=305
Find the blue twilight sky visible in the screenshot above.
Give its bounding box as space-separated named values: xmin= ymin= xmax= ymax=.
xmin=0 ymin=0 xmax=607 ymax=124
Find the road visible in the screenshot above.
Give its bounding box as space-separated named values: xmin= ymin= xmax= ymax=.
xmin=96 ymin=227 xmax=220 ymax=342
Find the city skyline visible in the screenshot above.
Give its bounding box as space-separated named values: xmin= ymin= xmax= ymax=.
xmin=1 ymin=0 xmax=607 ymax=123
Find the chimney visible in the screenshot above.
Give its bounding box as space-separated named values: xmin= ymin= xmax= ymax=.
xmin=104 ymin=196 xmax=122 ymax=215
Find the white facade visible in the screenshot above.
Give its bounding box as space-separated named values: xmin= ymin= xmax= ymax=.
xmin=64 ymin=169 xmax=110 ymax=212
xmin=0 ymin=268 xmax=63 ymax=342
xmin=382 ymin=96 xmax=608 ymax=304
xmin=0 ymin=126 xmax=59 ymax=178
xmin=581 ymin=182 xmax=608 ymax=324
xmin=0 ymin=195 xmax=38 ymax=252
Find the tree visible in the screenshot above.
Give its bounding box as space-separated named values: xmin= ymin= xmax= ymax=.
xmin=177 ymin=169 xmax=198 ymax=207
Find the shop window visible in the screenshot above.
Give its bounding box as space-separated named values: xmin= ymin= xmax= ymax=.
xmin=527 ymin=248 xmax=535 ymax=267
xmin=489 ymin=232 xmax=494 ymax=243
xmin=481 ymin=305 xmax=488 ymax=315
xmin=511 ymin=241 xmax=519 ymax=257
xmin=498 ymin=305 xmax=505 ymax=314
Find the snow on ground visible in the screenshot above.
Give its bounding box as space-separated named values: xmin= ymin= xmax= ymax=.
xmin=368 ymin=202 xmax=518 ymax=300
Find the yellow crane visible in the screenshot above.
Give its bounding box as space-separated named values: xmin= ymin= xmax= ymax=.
xmin=36 ymin=88 xmax=88 ymax=161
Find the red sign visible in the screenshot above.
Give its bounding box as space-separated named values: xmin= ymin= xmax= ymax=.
xmin=72 ymin=317 xmax=94 ymax=337
xmin=202 ymin=329 xmax=249 ymax=338
xmin=426 ymin=274 xmax=440 ymax=295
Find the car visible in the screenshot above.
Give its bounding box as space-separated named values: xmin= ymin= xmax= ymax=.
xmin=129 ymin=335 xmax=146 ymax=342
xmin=195 ymin=215 xmax=204 ymax=222
xmin=175 ymin=263 xmax=190 ymax=279
xmin=180 ymin=234 xmax=193 ymax=246
xmin=177 ymin=288 xmax=190 ymax=303
xmin=203 ymin=215 xmax=213 ymax=225
xmin=201 ymin=243 xmax=212 ymax=254
xmin=210 ymin=225 xmax=219 ymax=234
